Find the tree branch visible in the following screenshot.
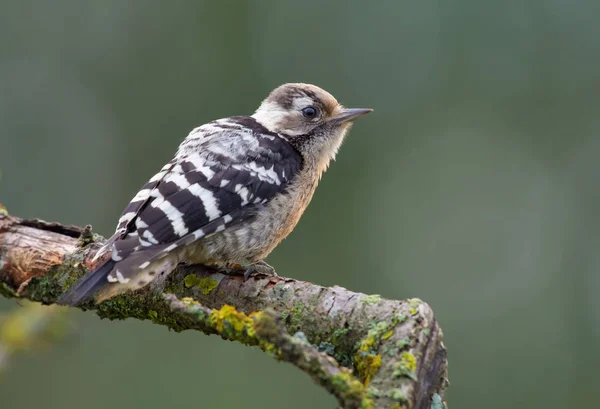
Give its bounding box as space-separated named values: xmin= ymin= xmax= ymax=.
xmin=0 ymin=212 xmax=448 ymax=409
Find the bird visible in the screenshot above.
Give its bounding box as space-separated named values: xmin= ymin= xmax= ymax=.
xmin=59 ymin=83 xmax=372 ymax=305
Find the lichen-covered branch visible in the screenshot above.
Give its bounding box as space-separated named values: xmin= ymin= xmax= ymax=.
xmin=168 ymin=294 xmax=372 ymax=409
xmin=0 ymin=212 xmax=448 ymax=409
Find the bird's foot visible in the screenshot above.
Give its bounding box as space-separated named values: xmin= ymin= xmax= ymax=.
xmin=220 ymin=261 xmax=277 ymax=280
xmin=243 ymin=260 xmax=278 ymax=281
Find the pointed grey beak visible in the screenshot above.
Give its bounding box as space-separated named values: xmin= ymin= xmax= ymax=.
xmin=332 ymin=108 xmax=373 ymax=124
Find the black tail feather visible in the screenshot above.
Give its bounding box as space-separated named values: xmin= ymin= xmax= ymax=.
xmin=58 ymin=259 xmax=117 ymax=306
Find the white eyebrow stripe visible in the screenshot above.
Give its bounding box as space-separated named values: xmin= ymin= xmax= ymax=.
xmin=292 ymin=96 xmax=315 ymax=110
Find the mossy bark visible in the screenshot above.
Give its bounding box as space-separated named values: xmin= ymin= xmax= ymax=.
xmin=0 ymin=213 xmax=448 ymax=409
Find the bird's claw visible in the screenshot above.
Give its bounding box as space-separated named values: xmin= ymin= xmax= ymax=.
xmin=243 ymin=261 xmax=277 ymax=281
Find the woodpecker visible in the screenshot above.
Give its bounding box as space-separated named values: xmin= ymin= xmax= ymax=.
xmin=59 ymin=83 xmax=372 ymax=305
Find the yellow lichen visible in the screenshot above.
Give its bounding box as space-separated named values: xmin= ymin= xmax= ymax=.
xmin=331 ymin=371 xmax=374 ymax=409
xmin=209 ymin=305 xmax=257 ymax=335
xmin=184 ymin=275 xmax=219 ymax=295
xmin=180 ymin=297 xmax=197 ymax=304
xmin=360 ymin=294 xmax=381 ymax=305
xmin=382 ymin=330 xmax=394 ymax=340
xmin=353 ymin=321 xmax=390 ymax=385
xmin=400 ymin=351 xmax=416 ymax=372
xmin=177 ymin=301 xmax=276 ymax=353
xmin=196 ymin=277 xmax=218 ymax=295
xmin=207 ymin=304 xmax=276 ymax=351
xmin=355 ymin=351 xmax=381 ymax=386
xmin=408 ymin=298 xmax=422 ymax=316
xmin=393 ymin=351 xmax=417 ymax=380
xmin=184 ymin=274 xmax=200 ymax=288
xmin=260 ymin=339 xmax=279 ymax=356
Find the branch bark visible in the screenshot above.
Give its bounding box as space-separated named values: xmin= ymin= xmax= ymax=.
xmin=0 ymin=212 xmax=448 ymax=409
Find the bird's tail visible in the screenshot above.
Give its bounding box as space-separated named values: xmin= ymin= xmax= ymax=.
xmin=58 ymin=258 xmax=116 ymax=306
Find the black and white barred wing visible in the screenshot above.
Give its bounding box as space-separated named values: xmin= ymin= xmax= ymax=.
xmin=59 ymin=117 xmax=302 ymax=305
xmin=112 ymin=117 xmax=302 ymax=260
xmin=91 ymin=160 xmax=178 ymax=262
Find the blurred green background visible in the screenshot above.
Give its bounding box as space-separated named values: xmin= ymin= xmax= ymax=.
xmin=1 ymin=1 xmax=598 ymax=408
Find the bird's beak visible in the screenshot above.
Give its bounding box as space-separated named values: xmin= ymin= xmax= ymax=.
xmin=332 ymin=108 xmax=373 ymax=124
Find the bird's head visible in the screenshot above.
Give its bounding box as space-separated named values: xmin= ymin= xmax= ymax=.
xmin=252 ymin=83 xmax=372 ymax=168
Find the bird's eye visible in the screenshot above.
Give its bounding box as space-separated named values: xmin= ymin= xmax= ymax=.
xmin=301 ymin=106 xmax=318 ymax=118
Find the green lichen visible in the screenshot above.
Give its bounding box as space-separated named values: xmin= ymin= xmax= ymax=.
xmin=354 ymin=321 xmax=388 ymax=385
xmin=388 ymin=388 xmax=408 ymax=403
xmin=0 ymin=202 xmax=7 ymax=216
xmin=382 ymin=344 xmax=396 ymax=357
xmin=331 ymin=330 xmax=352 ymax=364
xmin=184 ymin=274 xmax=219 ymax=295
xmin=396 ymin=337 xmax=410 ymax=350
xmin=0 ymin=282 xmax=17 ymax=298
xmin=270 ymin=281 xmax=293 ymax=302
xmin=360 ymin=294 xmax=382 ymax=305
xmin=331 ymin=326 xmax=350 ymax=343
xmin=324 ymin=325 xmax=353 ymax=367
xmin=97 ymin=294 xmax=189 ymax=332
xmin=366 ymin=386 xmax=382 ymax=399
xmin=318 ymin=341 xmax=335 ymax=356
xmin=408 ymin=298 xmax=422 ymax=316
xmin=196 ymin=277 xmax=218 ymax=295
xmin=293 ymin=331 xmax=308 ymax=342
xmin=353 ymin=309 xmax=408 ymax=384
xmin=26 ymin=257 xmax=87 ymax=304
xmin=184 ymin=274 xmax=200 ymax=288
xmin=393 ymin=351 xmax=417 ymax=380
xmin=96 ymin=292 xmax=152 ymax=321
xmin=431 ymin=393 xmax=445 ymax=409
xmin=287 ymin=301 xmax=306 ymax=333
xmin=331 ymin=371 xmax=374 ymax=409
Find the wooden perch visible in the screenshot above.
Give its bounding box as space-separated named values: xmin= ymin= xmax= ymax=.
xmin=0 ymin=211 xmax=448 ymax=409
